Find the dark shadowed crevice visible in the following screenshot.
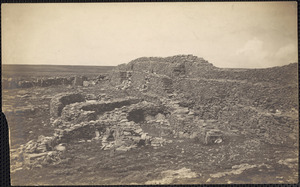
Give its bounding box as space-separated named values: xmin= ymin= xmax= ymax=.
xmin=127 ymin=109 xmax=145 ymax=123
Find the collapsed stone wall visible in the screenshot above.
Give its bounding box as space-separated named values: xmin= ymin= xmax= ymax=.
xmin=211 ymin=63 xmax=298 ymax=85
xmin=169 ymin=77 xmax=298 ymax=146
xmin=110 ymin=70 xmax=174 ymax=97
xmin=2 ymin=74 xmax=107 ymax=89
xmin=173 ymin=78 xmax=298 ymax=113
xmin=112 ymin=57 xmax=298 ymax=147
xmin=110 ymin=55 xmax=297 ymax=88
xmin=109 ymin=71 xmax=132 ymax=85
xmin=113 ymin=55 xmax=215 ymax=79
xmin=60 ymin=97 xmax=141 ymax=124
xmin=110 ymin=54 xmax=297 ymax=99
xmin=130 ymin=72 xmax=173 ymax=96
xmin=52 ymin=101 xmax=172 ymax=150
xmin=14 ymin=89 xmax=237 ymax=170
xmin=15 ymin=99 xmax=177 ymax=169
xmin=50 ymin=93 xmax=86 ymax=118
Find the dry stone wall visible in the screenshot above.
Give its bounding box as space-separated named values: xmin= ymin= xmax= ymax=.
xmin=16 ymin=98 xmax=178 ymax=169
xmin=50 ymin=93 xmax=86 ymax=118
xmin=110 ymin=55 xmax=297 ymax=89
xmin=173 ymin=78 xmax=298 ymax=113
xmin=109 ymin=54 xmax=298 ymax=147
xmin=3 ymin=75 xmax=106 ymax=89
xmin=110 ymin=70 xmax=174 ymax=97
xmin=112 ymin=55 xmax=215 ymax=79
xmin=60 ymin=97 xmax=141 ymax=124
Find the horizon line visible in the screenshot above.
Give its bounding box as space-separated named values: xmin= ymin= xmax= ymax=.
xmin=2 ymin=62 xmax=298 ymax=70
xmin=2 ymin=64 xmax=116 ymax=67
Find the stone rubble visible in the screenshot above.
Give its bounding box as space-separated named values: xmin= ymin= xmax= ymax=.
xmin=17 ymin=97 xmax=184 ymax=168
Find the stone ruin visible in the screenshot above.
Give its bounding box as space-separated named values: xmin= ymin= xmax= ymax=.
xmin=12 ymin=55 xmax=232 ymax=169
xmin=12 ymin=54 xmax=297 ymax=171
xmin=15 ymin=87 xmax=224 ymax=169
xmin=108 ymin=55 xmax=298 ymax=145
xmin=108 ymin=55 xmax=216 ymax=97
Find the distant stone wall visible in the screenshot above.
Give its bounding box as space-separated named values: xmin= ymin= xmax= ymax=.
xmin=2 ymin=75 xmax=105 ymax=89
xmin=3 ymin=77 xmax=73 ymax=89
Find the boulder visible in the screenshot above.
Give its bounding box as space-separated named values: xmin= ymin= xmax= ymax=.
xmin=54 ymin=144 xmax=66 ymax=152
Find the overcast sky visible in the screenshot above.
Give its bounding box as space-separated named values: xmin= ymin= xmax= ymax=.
xmin=2 ymin=2 xmax=298 ymax=68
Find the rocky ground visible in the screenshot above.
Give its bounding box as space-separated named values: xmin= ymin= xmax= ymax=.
xmin=3 ymin=55 xmax=299 ymax=185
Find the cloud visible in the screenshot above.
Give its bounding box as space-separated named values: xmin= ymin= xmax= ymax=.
xmin=234 ymin=38 xmax=269 ymax=67
xmin=236 ymin=38 xmax=265 ymax=56
xmin=2 ymin=3 xmax=297 ymax=68
xmin=274 ymin=44 xmax=297 ymax=62
xmin=232 ymin=38 xmax=297 ymax=68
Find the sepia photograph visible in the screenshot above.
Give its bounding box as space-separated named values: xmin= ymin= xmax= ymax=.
xmin=1 ymin=2 xmax=298 ymax=185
